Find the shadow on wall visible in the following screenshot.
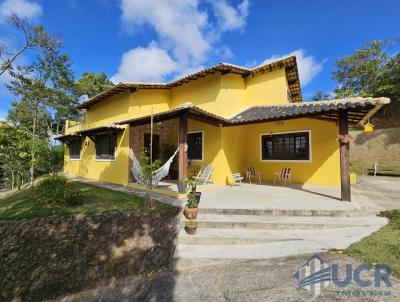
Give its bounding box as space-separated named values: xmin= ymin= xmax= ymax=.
xmin=0 ymin=206 xmax=180 ymax=302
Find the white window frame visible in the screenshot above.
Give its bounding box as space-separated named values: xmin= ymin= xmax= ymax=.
xmin=187 ymin=130 xmax=204 ymax=162
xmin=260 ymin=130 xmax=312 ymax=163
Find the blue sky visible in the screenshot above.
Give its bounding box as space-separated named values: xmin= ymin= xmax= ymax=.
xmin=0 ymin=0 xmax=399 ymax=119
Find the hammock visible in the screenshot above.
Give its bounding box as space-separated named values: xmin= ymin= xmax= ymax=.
xmin=129 ymin=148 xmax=179 ymax=187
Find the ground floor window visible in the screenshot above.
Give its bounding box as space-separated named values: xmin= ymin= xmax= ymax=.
xmin=261 ymin=131 xmax=310 ymax=161
xmin=188 ymin=131 xmax=203 ymax=161
xmin=95 ymin=133 xmax=116 ymax=160
xmin=69 ymin=140 xmax=81 ymax=159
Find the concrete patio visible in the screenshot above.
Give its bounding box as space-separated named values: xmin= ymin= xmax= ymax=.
xmin=199 ymin=182 xmax=355 ymax=211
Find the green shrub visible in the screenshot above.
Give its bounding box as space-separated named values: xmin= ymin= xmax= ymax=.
xmin=380 ymin=210 xmax=400 ymax=229
xmin=35 ymin=175 xmax=85 ymax=206
xmin=380 ymin=210 xmax=400 ymax=221
xmin=64 ymin=188 xmax=85 ymax=207
xmin=36 ymin=175 xmax=68 ymax=204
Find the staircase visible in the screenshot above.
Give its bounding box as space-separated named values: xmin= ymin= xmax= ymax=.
xmin=173 ymin=207 xmax=387 ymax=270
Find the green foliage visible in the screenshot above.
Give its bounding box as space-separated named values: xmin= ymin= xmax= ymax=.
xmin=64 ymin=188 xmax=85 ymax=207
xmin=1 ymin=14 xmax=59 ymax=76
xmin=332 ymin=40 xmax=400 ymax=126
xmin=35 ymin=175 xmax=85 ymax=207
xmin=345 ymin=210 xmax=400 ymax=277
xmin=310 ymin=90 xmax=331 ymax=101
xmin=0 ymin=122 xmax=31 ymax=190
xmin=6 ymin=21 xmax=78 ymax=186
xmin=185 ymin=178 xmax=198 ymax=208
xmin=139 ymin=149 xmax=161 ymax=189
xmin=380 ymin=210 xmax=400 ymax=228
xmin=186 ymin=193 xmax=198 ymax=208
xmin=76 ymin=72 xmax=114 ymax=98
xmin=35 ymin=175 xmax=68 ymax=204
xmin=0 ymin=181 xmax=172 ymax=221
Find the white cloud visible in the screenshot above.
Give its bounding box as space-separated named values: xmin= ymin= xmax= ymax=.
xmin=113 ymin=0 xmax=250 ymax=82
xmin=120 ymin=0 xmax=209 ymax=64
xmin=0 ymin=0 xmax=42 ymax=21
xmin=262 ymin=49 xmax=324 ymax=86
xmin=209 ymin=0 xmax=249 ymax=31
xmin=111 ymin=42 xmax=179 ymax=83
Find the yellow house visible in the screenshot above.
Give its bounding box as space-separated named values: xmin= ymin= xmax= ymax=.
xmin=57 ymin=56 xmax=389 ymax=201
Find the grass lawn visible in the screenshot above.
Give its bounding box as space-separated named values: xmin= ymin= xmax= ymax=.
xmin=0 ymin=180 xmax=172 ymax=220
xmin=344 ymin=210 xmax=400 ymax=277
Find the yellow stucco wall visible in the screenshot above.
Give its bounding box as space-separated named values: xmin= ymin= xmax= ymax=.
xmin=243 ymin=118 xmax=340 ymax=186
xmin=187 ymin=119 xmax=246 ymax=184
xmin=185 ymin=117 xmax=340 ymax=187
xmin=63 ymin=67 xmax=341 ymax=188
xmin=64 ymin=125 xmax=130 ymax=186
xmin=246 ymin=68 xmax=289 ymax=105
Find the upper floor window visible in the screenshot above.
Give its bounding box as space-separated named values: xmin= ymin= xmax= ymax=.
xmin=69 ymin=140 xmax=81 ymax=159
xmin=188 ymin=131 xmax=203 ymax=161
xmin=261 ymin=131 xmax=310 ymax=161
xmin=95 ymin=133 xmax=116 ymax=160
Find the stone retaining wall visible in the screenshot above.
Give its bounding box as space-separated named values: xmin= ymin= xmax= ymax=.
xmin=0 ymin=209 xmax=180 ymax=302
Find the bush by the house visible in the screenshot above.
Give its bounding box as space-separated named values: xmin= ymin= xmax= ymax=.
xmin=35 ymin=175 xmax=85 ymax=206
xmin=64 ymin=188 xmax=85 ymax=206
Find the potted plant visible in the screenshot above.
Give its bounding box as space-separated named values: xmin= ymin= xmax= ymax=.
xmin=183 ymin=178 xmax=201 ymax=219
xmin=184 ymin=220 xmax=198 ymax=235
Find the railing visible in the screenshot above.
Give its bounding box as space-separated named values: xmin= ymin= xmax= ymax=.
xmin=67 ymin=112 xmax=86 ymax=128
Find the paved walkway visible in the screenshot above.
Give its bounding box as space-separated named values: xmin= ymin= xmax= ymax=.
xmin=352 ymin=175 xmax=400 ymax=210
xmin=69 ymin=176 xmax=184 ymax=208
xmin=51 ymin=253 xmax=400 ymax=302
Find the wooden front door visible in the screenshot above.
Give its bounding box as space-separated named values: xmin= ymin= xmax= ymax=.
xmin=144 ymin=133 xmax=160 ymax=162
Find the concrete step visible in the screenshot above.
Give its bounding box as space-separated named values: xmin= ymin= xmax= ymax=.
xmin=198 ymin=207 xmax=379 ymax=217
xmin=177 ymin=225 xmax=386 ymax=247
xmin=174 ymin=240 xmax=326 ymax=261
xmin=181 ymin=214 xmax=377 ymax=230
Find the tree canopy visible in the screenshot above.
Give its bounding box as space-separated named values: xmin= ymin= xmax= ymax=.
xmin=5 ymin=21 xmax=78 ymax=187
xmin=76 ymin=72 xmax=113 ymax=98
xmin=0 ymin=14 xmax=58 ymax=76
xmin=332 ymin=40 xmax=400 ymax=126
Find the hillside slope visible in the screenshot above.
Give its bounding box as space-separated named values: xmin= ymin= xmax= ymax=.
xmin=350 ymin=127 xmax=400 ymax=174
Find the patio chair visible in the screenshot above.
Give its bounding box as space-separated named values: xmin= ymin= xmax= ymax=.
xmin=193 ymin=164 xmax=214 ymax=186
xmin=246 ymin=166 xmax=261 ymax=184
xmin=273 ymin=168 xmax=291 ymax=186
xmin=232 ymin=173 xmax=244 ymax=186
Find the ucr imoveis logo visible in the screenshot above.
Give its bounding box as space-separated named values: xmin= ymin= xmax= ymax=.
xmin=294 ymin=255 xmax=331 ymax=297
xmin=294 ymin=255 xmax=393 ymax=297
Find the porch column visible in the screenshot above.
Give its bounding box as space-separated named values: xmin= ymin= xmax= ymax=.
xmin=178 ymin=113 xmax=188 ymax=193
xmin=339 ymin=109 xmax=351 ymax=201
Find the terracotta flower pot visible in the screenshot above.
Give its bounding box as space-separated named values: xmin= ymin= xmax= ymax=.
xmin=184 ymin=220 xmax=198 ymax=235
xmin=183 ymin=207 xmax=198 ymax=219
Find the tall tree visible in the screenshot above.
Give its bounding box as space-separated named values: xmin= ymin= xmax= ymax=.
xmin=7 ymin=30 xmax=78 ymax=187
xmin=0 ymin=122 xmax=31 ymax=190
xmin=310 ymin=90 xmax=331 ymax=101
xmin=0 ymin=14 xmax=57 ymax=76
xmin=332 ymin=40 xmax=400 ymax=126
xmin=76 ymin=72 xmax=113 ymax=98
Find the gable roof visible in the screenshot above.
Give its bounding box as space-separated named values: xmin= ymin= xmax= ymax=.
xmin=78 ymin=56 xmax=302 ymax=109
